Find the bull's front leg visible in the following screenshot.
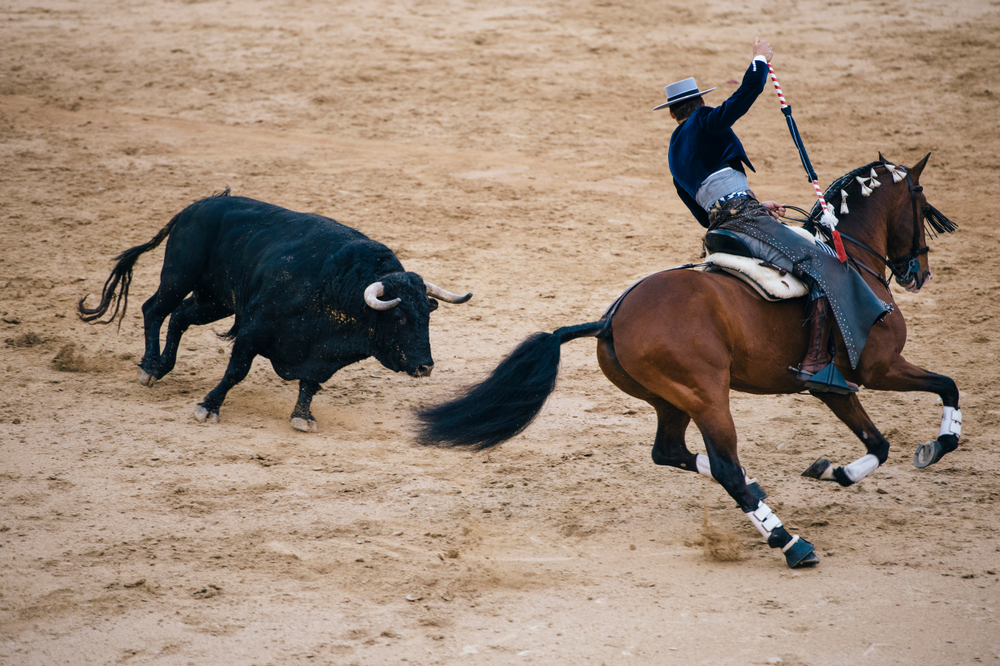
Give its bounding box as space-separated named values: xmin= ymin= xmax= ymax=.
xmin=290 ymin=380 xmax=322 ymax=432
xmin=802 ymin=392 xmax=889 ymax=486
xmin=195 ymin=335 xmax=258 ymax=424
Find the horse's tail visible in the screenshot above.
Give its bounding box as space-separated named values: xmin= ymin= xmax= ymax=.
xmin=76 ymin=211 xmax=183 ymax=327
xmin=415 ymin=321 xmax=604 ymax=449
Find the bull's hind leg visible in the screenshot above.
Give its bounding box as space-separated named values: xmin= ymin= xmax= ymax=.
xmin=693 ymin=408 xmax=818 ymax=569
xmin=143 ymin=296 xmax=234 ymax=385
xmin=802 ymin=392 xmax=889 ymax=486
xmin=138 ymin=288 xmax=189 ymax=385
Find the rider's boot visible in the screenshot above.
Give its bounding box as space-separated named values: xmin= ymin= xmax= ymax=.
xmin=795 ymin=297 xmax=859 ymax=394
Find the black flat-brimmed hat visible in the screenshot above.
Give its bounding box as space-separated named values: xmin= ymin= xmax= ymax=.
xmin=653 ymin=77 xmax=716 ymax=111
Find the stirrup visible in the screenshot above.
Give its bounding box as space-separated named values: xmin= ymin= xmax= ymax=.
xmin=795 ymin=364 xmax=858 ymax=394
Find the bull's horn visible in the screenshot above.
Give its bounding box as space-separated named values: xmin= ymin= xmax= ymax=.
xmin=424 ymin=280 xmax=472 ymax=304
xmin=364 ymin=282 xmax=401 ymax=311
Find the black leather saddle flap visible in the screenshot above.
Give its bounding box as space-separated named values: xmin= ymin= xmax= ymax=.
xmin=705 ymin=229 xmax=755 ymax=258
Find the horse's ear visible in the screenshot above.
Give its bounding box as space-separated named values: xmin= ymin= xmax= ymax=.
xmin=878 ymin=151 xmax=888 ymax=163
xmin=909 ymin=152 xmax=931 ymax=181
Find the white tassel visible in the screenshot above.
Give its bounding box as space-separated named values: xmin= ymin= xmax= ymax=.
xmin=860 ymin=182 xmax=872 ymax=197
xmin=819 ymin=208 xmax=839 ymax=230
xmin=886 ymin=164 xmax=906 ymax=182
xmin=840 ymin=190 xmax=849 ymax=215
xmin=868 ymin=169 xmax=881 ymax=188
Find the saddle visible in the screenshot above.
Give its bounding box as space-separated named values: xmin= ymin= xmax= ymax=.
xmin=702 ymin=226 xmax=819 ymax=301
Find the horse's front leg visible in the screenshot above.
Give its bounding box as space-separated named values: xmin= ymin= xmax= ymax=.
xmin=803 ymin=392 xmax=890 ymax=486
xmin=858 ymin=356 xmax=961 ymax=468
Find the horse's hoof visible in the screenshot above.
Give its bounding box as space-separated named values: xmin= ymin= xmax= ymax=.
xmin=137 ymin=368 xmax=156 ymax=387
xmin=791 ymin=551 xmax=821 ymax=568
xmin=914 ymin=440 xmax=945 ymax=469
xmin=194 ymin=404 xmax=219 ymax=424
xmin=783 ymin=536 xmax=818 ymax=568
xmin=801 ymin=457 xmax=833 ymax=480
xmin=290 ymin=417 xmax=317 ymax=432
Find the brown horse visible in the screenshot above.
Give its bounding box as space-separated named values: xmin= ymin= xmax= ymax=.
xmin=416 ymin=154 xmax=959 ymax=569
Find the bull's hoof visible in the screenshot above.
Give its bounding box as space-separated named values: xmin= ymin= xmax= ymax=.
xmin=137 ymin=368 xmax=156 ymax=387
xmin=194 ymin=404 xmax=219 ymax=424
xmin=801 ymin=457 xmax=833 ymax=480
xmin=783 ymin=536 xmax=819 ymax=568
xmin=290 ymin=417 xmax=318 ymax=433
xmin=914 ymin=440 xmax=945 ymax=468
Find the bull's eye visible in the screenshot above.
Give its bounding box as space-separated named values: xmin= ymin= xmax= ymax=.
xmin=394 ymin=312 xmax=408 ymax=327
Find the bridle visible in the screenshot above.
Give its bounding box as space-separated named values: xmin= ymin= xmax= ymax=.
xmin=885 ymin=174 xmax=929 ymax=287
xmin=835 ymin=171 xmax=929 ymax=290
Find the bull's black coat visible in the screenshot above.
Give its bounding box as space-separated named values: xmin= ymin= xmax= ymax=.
xmin=79 ymin=190 xmax=469 ymax=429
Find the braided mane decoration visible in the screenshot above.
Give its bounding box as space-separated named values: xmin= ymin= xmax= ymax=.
xmin=805 ymin=159 xmax=958 ymax=238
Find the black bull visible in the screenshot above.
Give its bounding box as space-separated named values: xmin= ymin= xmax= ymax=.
xmin=78 ymin=191 xmax=471 ymax=431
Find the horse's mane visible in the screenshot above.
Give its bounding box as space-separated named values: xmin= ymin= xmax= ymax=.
xmin=804 ymin=160 xmax=883 ymax=234
xmin=804 ymin=159 xmax=957 ymax=238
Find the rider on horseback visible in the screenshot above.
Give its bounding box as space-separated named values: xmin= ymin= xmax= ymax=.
xmin=657 ymin=37 xmax=890 ymax=393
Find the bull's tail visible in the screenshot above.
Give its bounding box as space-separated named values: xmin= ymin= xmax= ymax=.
xmin=415 ymin=321 xmax=604 ymax=449
xmin=77 ymin=212 xmax=182 ymax=327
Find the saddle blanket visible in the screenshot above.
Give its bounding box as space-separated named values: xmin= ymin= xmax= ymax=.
xmin=702 ymin=253 xmax=809 ymax=301
xmin=702 ymin=225 xmax=822 ymax=301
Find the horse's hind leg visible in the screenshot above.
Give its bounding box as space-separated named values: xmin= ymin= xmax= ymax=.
xmin=649 ymin=400 xmax=768 ymax=500
xmin=802 ymin=392 xmax=889 ymax=486
xmin=599 ymin=339 xmax=725 ymax=485
xmin=598 ymin=340 xmax=698 ymax=469
xmin=692 ymin=407 xmax=818 ymax=568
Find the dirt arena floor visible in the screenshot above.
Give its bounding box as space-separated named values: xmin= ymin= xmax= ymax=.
xmin=2 ymin=0 xmax=999 ymax=664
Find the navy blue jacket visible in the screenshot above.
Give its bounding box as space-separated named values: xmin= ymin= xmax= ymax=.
xmin=667 ymin=58 xmax=770 ymax=227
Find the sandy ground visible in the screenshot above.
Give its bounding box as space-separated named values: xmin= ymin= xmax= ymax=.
xmin=2 ymin=0 xmax=999 ymax=664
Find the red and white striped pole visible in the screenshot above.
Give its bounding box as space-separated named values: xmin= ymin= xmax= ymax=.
xmin=767 ymin=63 xmax=847 ymax=262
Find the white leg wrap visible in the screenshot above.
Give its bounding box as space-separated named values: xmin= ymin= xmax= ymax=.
xmin=843 ymin=453 xmax=880 ymax=483
xmin=939 ymin=407 xmax=961 ymax=439
xmin=695 ymin=454 xmax=713 ymax=479
xmin=745 ymin=501 xmax=783 ymax=538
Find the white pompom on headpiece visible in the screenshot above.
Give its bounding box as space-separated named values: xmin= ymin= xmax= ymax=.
xmin=884 ymin=163 xmax=906 ymax=183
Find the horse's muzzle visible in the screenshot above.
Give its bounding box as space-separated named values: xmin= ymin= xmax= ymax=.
xmin=902 ymin=271 xmax=931 ymax=293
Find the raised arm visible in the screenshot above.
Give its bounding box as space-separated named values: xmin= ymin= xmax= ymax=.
xmin=701 ymin=38 xmax=773 ymax=134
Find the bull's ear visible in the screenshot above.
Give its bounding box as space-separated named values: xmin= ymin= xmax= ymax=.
xmin=428 ymin=298 xmax=439 ymax=312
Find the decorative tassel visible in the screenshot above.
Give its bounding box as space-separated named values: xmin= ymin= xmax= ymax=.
xmin=868 ymin=168 xmax=881 ymax=188
xmin=856 ymin=176 xmax=873 ymax=197
xmin=840 ymin=190 xmax=849 ymax=215
xmin=818 ymin=208 xmax=839 ymax=231
xmin=885 ymin=163 xmax=906 ymax=182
